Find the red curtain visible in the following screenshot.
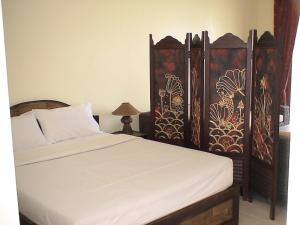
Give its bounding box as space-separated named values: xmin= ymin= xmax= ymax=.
xmin=274 ymin=0 xmax=300 ymax=105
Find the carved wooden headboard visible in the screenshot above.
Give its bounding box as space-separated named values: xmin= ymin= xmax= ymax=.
xmin=10 ymin=100 xmax=69 ymax=117
xmin=10 ymin=100 xmax=99 ymax=124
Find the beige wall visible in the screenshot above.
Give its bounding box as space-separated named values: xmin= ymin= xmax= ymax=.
xmin=257 ymin=0 xmax=274 ymax=37
xmin=2 ymin=0 xmax=273 ymax=132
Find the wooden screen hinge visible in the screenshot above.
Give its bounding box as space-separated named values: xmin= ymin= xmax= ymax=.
xmin=187 ymin=50 xmax=191 ymax=58
xmin=201 ymin=52 xmax=205 ymax=60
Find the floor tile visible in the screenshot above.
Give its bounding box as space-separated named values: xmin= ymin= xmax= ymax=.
xmin=239 ymin=211 xmax=259 ymax=225
xmin=239 ymin=194 xmax=287 ymax=225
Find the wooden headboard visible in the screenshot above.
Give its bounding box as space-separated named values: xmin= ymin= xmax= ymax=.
xmin=10 ymin=100 xmax=99 ymax=124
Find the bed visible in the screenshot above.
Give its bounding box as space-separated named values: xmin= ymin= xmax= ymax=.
xmin=11 ymin=100 xmax=239 ymax=225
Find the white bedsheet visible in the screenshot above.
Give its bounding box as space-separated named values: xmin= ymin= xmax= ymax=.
xmin=15 ymin=133 xmax=233 ymax=225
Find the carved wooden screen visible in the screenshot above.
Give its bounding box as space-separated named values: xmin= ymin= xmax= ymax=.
xmin=190 ymin=33 xmax=204 ymax=149
xmin=251 ymin=31 xmax=280 ymax=219
xmin=204 ymin=32 xmax=253 ymax=200
xmin=150 ymin=35 xmax=188 ymax=146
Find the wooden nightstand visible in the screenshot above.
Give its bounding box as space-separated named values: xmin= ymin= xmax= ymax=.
xmin=112 ymin=131 xmax=148 ymax=138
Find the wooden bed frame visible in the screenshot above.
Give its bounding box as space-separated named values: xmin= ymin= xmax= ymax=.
xmin=11 ymin=100 xmax=239 ymax=225
xmin=10 ymin=100 xmax=99 ymax=123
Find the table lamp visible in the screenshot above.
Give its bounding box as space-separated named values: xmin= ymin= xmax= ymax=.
xmin=112 ymin=102 xmax=140 ymax=134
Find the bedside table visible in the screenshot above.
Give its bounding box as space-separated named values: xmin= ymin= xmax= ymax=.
xmin=112 ymin=131 xmax=148 ymax=138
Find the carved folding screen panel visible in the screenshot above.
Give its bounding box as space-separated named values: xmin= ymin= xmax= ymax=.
xmin=150 ymin=35 xmax=188 ymax=145
xmin=205 ymin=33 xmax=251 ymax=154
xmin=190 ymin=34 xmax=204 ymax=149
xmin=252 ymin=32 xmax=280 ymax=165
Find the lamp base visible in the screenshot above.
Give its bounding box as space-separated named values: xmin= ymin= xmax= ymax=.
xmin=121 ymin=116 xmax=133 ymax=134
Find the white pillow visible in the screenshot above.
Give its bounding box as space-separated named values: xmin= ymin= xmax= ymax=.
xmin=11 ymin=112 xmax=48 ymax=151
xmin=33 ymin=103 xmax=100 ymax=143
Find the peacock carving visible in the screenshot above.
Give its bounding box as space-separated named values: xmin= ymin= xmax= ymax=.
xmin=214 ymin=69 xmax=246 ymax=125
xmin=209 ymin=68 xmax=246 ymax=153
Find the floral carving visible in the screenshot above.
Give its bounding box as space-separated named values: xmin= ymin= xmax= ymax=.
xmin=155 ymin=74 xmax=184 ymax=141
xmin=252 ymin=75 xmax=274 ymax=164
xmin=252 ymin=47 xmax=277 ymax=164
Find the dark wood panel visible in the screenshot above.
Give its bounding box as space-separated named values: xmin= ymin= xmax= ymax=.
xmin=139 ymin=111 xmax=152 ymax=138
xmin=150 ymin=34 xmax=189 ymax=146
xmin=190 ymin=33 xmax=204 ymax=149
xmin=251 ymin=157 xmax=272 ymax=198
xmin=251 ymin=30 xmax=280 ymax=220
xmin=203 ymin=31 xmax=253 ymax=201
xmin=278 ymin=132 xmax=290 ymax=203
xmin=233 ymin=158 xmax=243 ymax=183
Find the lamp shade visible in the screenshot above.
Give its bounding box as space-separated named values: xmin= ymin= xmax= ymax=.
xmin=112 ymin=102 xmax=140 ymax=116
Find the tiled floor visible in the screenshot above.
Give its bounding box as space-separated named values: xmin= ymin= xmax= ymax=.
xmin=239 ymin=195 xmax=287 ymax=225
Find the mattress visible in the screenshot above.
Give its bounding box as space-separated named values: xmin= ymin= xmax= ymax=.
xmin=14 ymin=133 xmax=233 ymax=225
